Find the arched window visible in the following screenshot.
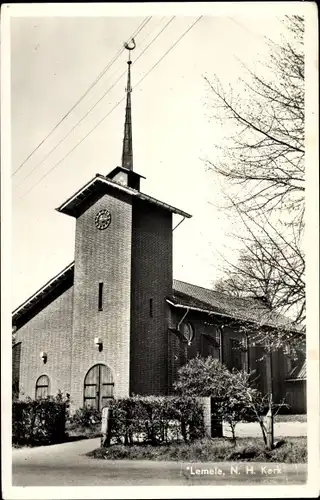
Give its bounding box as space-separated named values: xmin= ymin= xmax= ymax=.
xmin=84 ymin=364 xmax=114 ymax=411
xmin=35 ymin=375 xmax=50 ymax=399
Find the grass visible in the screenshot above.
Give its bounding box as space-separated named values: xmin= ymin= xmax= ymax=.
xmin=87 ymin=436 xmax=307 ymax=463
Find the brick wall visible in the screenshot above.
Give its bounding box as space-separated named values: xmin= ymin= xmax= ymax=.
xmin=130 ymin=199 xmax=172 ymax=395
xmin=12 ymin=342 xmax=21 ymax=398
xmin=70 ymin=190 xmax=133 ymax=410
xmin=14 ymin=286 xmax=73 ymax=399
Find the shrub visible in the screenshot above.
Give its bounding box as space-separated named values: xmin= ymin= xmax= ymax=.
xmin=69 ymin=406 xmax=102 ymax=429
xmin=107 ymin=396 xmax=204 ymax=446
xmin=174 ymin=356 xmax=266 ymax=442
xmin=12 ymin=394 xmax=67 ymax=446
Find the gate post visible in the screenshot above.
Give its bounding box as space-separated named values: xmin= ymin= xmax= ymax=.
xmin=197 ymin=397 xmax=211 ymax=437
xmin=101 ymin=406 xmax=113 ymax=447
xmin=197 ymin=397 xmax=223 ymax=438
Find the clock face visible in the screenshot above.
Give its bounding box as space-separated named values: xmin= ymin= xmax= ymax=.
xmin=95 ymin=209 xmax=112 ymax=230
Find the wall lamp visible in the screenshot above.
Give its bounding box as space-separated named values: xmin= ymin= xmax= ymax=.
xmin=40 ymin=351 xmax=47 ymax=364
xmin=95 ymin=337 xmax=103 ymax=352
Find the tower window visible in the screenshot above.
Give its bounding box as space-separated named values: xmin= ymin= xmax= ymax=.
xmin=98 ymin=283 xmax=103 ymax=311
xmin=149 ymin=298 xmax=153 ymax=318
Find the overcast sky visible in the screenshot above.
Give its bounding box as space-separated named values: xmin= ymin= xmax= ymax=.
xmin=7 ymin=3 xmax=310 ymax=309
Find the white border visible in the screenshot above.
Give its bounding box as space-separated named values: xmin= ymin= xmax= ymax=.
xmin=2 ymin=2 xmax=319 ymax=499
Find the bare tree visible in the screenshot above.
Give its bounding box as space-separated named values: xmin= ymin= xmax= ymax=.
xmin=215 ymin=210 xmax=305 ymax=325
xmin=206 ymin=16 xmax=305 ymax=339
xmin=205 ymin=15 xmax=304 ymax=227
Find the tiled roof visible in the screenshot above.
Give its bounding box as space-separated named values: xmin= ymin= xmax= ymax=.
xmin=171 ymin=279 xmax=301 ymax=331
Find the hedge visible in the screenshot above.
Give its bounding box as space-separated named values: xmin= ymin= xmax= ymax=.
xmin=12 ymin=397 xmax=67 ymax=446
xmin=107 ymin=396 xmax=205 ymax=445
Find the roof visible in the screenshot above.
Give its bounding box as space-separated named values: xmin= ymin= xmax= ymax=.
xmin=13 ymin=262 xmax=301 ymax=334
xmin=169 ymin=280 xmax=301 ymax=331
xmin=12 ymin=262 xmax=74 ymax=326
xmin=107 ymin=166 xmax=146 ymax=180
xmin=286 ymin=361 xmax=306 ymax=381
xmin=56 ymin=174 xmax=191 ymax=218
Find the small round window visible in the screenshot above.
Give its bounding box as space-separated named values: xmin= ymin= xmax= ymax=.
xmin=181 ymin=322 xmax=194 ymax=345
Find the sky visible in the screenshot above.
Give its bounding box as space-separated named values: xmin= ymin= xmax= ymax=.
xmin=8 ymin=3 xmax=308 ymax=310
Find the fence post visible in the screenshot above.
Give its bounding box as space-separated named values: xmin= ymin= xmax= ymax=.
xmin=101 ymin=406 xmax=113 ymax=448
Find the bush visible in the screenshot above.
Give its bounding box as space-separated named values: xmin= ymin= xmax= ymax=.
xmin=69 ymin=406 xmax=102 ymax=429
xmin=107 ymin=396 xmax=204 ymax=446
xmin=174 ymin=356 xmax=266 ymax=442
xmin=12 ymin=395 xmax=67 ymax=446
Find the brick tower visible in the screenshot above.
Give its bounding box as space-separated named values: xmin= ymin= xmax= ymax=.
xmin=56 ymin=40 xmax=191 ymax=409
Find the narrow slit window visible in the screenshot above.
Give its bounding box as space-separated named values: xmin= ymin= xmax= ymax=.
xmin=149 ymin=298 xmax=153 ymax=318
xmin=98 ymin=282 xmax=103 ymax=311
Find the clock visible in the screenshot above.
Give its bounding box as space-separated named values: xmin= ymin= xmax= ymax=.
xmin=95 ymin=209 xmax=112 ymax=230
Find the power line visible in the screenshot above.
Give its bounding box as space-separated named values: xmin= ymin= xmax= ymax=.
xmin=228 ymin=17 xmax=268 ymax=43
xmin=15 ymin=16 xmax=175 ymax=190
xmin=12 ymin=16 xmax=152 ymax=177
xmin=18 ymin=16 xmax=202 ymax=201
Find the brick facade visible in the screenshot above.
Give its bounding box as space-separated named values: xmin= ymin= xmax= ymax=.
xmin=14 ymin=286 xmax=73 ymax=399
xmin=12 ymin=184 xmax=175 ymax=409
xmin=130 ymin=200 xmax=172 ymax=395
xmin=70 ymin=190 xmax=133 ymax=409
xmin=12 ymin=176 xmax=297 ymax=411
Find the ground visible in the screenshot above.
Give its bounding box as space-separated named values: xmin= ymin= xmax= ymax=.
xmin=12 ymin=438 xmax=307 ymax=486
xmin=12 ymin=421 xmax=307 ymax=486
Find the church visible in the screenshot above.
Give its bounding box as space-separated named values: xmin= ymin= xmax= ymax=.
xmin=12 ymin=42 xmax=306 ymax=413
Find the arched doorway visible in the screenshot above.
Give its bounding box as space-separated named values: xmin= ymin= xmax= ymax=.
xmin=83 ymin=364 xmax=114 ymax=411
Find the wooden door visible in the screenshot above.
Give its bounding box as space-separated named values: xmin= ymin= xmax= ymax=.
xmin=84 ymin=364 xmax=114 ymax=410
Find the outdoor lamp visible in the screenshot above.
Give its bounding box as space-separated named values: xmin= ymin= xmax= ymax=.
xmin=40 ymin=351 xmax=47 ymax=363
xmin=95 ymin=337 xmax=103 ymax=351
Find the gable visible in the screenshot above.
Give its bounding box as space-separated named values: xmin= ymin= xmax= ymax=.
xmin=12 ymin=263 xmax=74 ymax=330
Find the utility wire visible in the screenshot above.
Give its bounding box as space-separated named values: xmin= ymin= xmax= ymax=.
xmin=15 ymin=17 xmax=173 ymax=189
xmin=12 ymin=16 xmax=152 ymax=177
xmin=18 ymin=16 xmax=202 ymax=201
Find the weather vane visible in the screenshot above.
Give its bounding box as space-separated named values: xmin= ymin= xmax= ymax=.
xmin=124 ymin=38 xmax=136 ymax=62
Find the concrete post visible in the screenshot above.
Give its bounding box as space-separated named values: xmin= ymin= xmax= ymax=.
xmin=101 ymin=407 xmax=113 ymax=447
xmin=197 ymin=397 xmax=211 ymax=437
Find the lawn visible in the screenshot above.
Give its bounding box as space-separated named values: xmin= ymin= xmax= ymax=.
xmin=87 ymin=436 xmax=307 ymax=463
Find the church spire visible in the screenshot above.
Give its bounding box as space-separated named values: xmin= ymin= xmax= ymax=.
xmin=121 ymin=38 xmax=136 ymax=171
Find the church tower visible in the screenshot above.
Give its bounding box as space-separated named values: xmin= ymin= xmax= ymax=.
xmin=56 ymin=40 xmax=191 ymax=409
